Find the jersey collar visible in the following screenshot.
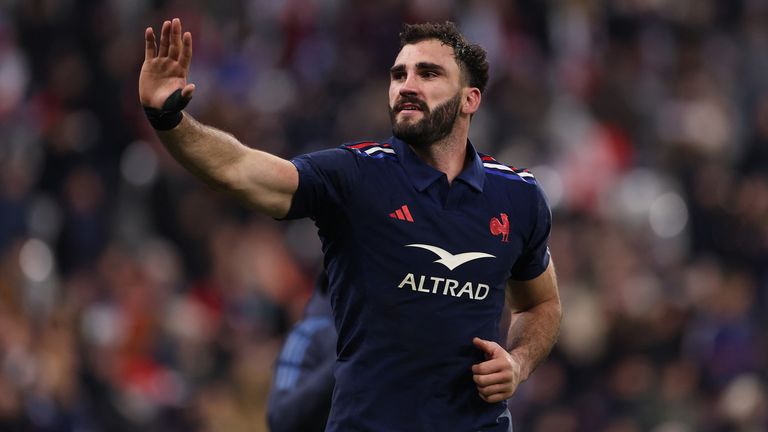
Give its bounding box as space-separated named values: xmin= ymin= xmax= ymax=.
xmin=390 ymin=136 xmax=485 ymax=193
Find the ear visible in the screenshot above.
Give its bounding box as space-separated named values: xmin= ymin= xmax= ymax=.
xmin=462 ymin=87 xmax=481 ymax=115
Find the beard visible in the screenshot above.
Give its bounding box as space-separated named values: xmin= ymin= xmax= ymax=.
xmin=389 ymin=92 xmax=462 ymax=148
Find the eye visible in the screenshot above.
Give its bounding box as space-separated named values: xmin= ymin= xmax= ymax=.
xmin=391 ymin=71 xmax=406 ymax=81
xmin=421 ymin=70 xmax=439 ymax=79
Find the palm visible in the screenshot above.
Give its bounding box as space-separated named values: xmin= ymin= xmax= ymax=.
xmin=139 ymin=19 xmax=195 ymax=109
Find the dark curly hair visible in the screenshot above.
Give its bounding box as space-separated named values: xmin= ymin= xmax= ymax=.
xmin=399 ymin=22 xmax=489 ymax=94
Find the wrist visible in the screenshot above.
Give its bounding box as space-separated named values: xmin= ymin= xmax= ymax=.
xmin=143 ymin=88 xmax=190 ymax=130
xmin=507 ymin=348 xmax=532 ymax=382
xmin=144 ymin=106 xmax=184 ymax=130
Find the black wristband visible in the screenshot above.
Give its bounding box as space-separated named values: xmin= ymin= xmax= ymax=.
xmin=143 ymin=88 xmax=191 ymax=130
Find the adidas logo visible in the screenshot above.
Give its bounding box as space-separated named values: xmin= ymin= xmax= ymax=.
xmin=389 ymin=205 xmax=414 ymax=222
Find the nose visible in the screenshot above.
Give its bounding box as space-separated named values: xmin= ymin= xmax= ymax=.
xmin=399 ymin=72 xmax=418 ymax=96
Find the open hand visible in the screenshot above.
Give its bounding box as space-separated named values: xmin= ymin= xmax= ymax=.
xmin=139 ymin=18 xmax=195 ymax=109
xmin=471 ymin=337 xmax=522 ymax=403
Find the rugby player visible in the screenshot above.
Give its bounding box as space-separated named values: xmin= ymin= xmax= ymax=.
xmin=139 ymin=18 xmax=562 ymax=431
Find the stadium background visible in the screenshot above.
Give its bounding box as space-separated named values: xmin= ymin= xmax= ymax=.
xmin=0 ymin=0 xmax=766 ymax=431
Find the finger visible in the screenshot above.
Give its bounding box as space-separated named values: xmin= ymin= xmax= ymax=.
xmin=472 ymin=358 xmax=504 ymax=375
xmin=473 ymin=370 xmax=511 ymax=387
xmin=158 ymin=20 xmax=171 ymax=57
xmin=179 ymin=31 xmax=193 ymax=70
xmin=478 ymin=389 xmax=510 ymax=404
xmin=473 ymin=337 xmax=499 ymax=357
xmin=181 ymin=83 xmax=196 ymax=99
xmin=144 ymin=27 xmax=156 ymax=60
xmin=477 ymin=382 xmax=510 ymax=397
xmin=168 ymin=18 xmax=182 ymax=60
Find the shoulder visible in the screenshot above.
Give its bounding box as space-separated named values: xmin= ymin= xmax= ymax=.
xmin=479 ymin=153 xmax=538 ymax=186
xmin=479 ymin=153 xmax=552 ymax=222
xmin=340 ymin=140 xmax=398 ymax=161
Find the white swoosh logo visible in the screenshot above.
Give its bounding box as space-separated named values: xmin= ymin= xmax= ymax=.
xmin=406 ymin=244 xmax=496 ymax=271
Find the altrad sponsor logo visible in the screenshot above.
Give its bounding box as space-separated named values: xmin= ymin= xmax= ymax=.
xmin=405 ymin=244 xmax=495 ymax=270
xmin=398 ymin=273 xmax=490 ymax=300
xmin=399 ymin=243 xmax=495 ymax=301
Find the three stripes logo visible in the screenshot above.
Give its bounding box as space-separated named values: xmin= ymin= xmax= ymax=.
xmin=389 ymin=205 xmax=414 ymax=222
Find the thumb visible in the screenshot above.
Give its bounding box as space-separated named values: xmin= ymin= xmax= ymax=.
xmin=473 ymin=337 xmax=500 ymax=358
xmin=181 ymin=83 xmax=196 ymax=99
xmin=159 ymin=87 xmax=193 ymax=112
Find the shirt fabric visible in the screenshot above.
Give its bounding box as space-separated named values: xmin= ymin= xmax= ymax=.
xmin=284 ymin=136 xmax=551 ymax=432
xmin=268 ymin=275 xmax=336 ymax=432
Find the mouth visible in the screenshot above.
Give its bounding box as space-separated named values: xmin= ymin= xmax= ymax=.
xmin=395 ymin=99 xmax=427 ymax=113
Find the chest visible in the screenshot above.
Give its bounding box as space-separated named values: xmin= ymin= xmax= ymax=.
xmin=343 ymin=167 xmax=530 ymax=283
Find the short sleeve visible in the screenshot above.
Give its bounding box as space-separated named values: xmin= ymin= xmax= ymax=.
xmin=510 ymin=183 xmax=552 ymax=280
xmin=282 ymin=148 xmax=359 ymax=220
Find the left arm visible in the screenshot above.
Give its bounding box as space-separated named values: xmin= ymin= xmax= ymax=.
xmin=472 ymin=260 xmax=561 ymax=403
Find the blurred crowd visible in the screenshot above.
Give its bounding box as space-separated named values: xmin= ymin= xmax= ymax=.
xmin=0 ymin=0 xmax=767 ymax=431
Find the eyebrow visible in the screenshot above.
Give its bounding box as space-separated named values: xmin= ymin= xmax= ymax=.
xmin=390 ymin=62 xmax=447 ymax=75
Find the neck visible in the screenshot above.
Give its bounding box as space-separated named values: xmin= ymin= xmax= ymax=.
xmin=408 ymin=123 xmax=470 ymax=184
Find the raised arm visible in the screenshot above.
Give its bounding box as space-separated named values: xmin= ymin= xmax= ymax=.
xmin=139 ymin=18 xmax=298 ymax=217
xmin=472 ymin=260 xmax=561 ymax=403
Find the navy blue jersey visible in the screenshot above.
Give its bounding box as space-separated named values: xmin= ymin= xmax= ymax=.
xmin=284 ymin=137 xmax=551 ymax=432
xmin=268 ymin=274 xmax=336 ymax=432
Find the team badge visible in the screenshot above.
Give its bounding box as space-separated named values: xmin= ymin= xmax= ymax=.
xmin=489 ymin=213 xmax=509 ymax=242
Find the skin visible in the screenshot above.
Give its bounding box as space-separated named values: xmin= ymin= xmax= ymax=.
xmin=139 ymin=19 xmax=297 ymax=217
xmin=388 ymin=39 xmax=480 ymax=183
xmin=474 ymin=262 xmax=561 ymax=403
xmin=139 ymin=18 xmax=562 ymax=405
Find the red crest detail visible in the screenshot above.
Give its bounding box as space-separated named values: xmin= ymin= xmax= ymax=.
xmin=490 ymin=213 xmax=509 ymax=242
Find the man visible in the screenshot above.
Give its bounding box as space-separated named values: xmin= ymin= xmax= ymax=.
xmin=267 ymin=273 xmax=336 ymax=432
xmin=140 ymin=18 xmax=561 ymax=431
